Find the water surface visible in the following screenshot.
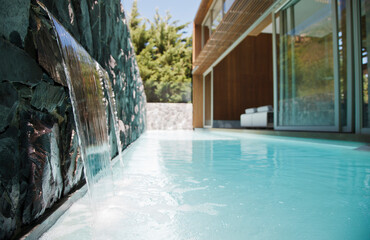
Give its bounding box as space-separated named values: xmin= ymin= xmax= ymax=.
xmin=41 ymin=130 xmax=370 ymax=240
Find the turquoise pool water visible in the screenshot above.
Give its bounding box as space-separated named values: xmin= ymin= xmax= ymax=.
xmin=41 ymin=130 xmax=370 ymax=240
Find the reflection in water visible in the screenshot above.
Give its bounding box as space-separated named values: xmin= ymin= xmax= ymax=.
xmin=278 ymin=0 xmax=336 ymax=126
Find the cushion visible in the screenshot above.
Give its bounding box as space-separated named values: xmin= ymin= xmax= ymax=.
xmin=245 ymin=108 xmax=257 ymax=114
xmin=257 ymin=105 xmax=273 ymax=112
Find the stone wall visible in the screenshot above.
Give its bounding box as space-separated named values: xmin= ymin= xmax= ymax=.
xmin=0 ymin=0 xmax=146 ymax=238
xmin=146 ymin=103 xmax=192 ymax=130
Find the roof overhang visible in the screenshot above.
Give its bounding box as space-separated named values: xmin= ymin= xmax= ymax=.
xmin=193 ymin=0 xmax=276 ymax=75
xmin=194 ymin=0 xmax=214 ymax=24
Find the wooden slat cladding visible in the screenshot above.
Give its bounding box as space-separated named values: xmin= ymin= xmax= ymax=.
xmin=213 ymin=33 xmax=273 ymax=120
xmin=249 ymin=13 xmax=272 ymax=36
xmin=193 ymin=0 xmax=274 ymax=75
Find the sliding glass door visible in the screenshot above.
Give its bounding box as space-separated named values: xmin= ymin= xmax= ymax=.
xmin=275 ymin=0 xmax=339 ymax=131
xmin=355 ymin=0 xmax=370 ymax=133
xmin=203 ymin=71 xmax=213 ymax=128
xmin=337 ymin=0 xmax=351 ymax=132
xmin=272 ymin=0 xmax=370 ymax=134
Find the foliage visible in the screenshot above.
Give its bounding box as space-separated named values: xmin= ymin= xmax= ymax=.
xmin=129 ymin=0 xmax=192 ymax=103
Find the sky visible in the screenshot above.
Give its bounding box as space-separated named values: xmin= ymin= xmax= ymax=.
xmin=121 ymin=0 xmax=201 ymax=36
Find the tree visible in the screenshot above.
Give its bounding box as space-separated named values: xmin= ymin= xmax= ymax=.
xmin=129 ymin=1 xmax=192 ymax=103
xmin=129 ymin=0 xmax=148 ymax=55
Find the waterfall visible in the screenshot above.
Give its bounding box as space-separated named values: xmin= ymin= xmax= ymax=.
xmin=99 ymin=66 xmax=124 ymax=168
xmin=37 ymin=1 xmax=122 ymax=212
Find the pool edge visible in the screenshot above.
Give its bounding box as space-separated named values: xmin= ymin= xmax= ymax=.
xmin=20 ymin=185 xmax=88 ymax=240
xmin=199 ymin=128 xmax=370 ymax=144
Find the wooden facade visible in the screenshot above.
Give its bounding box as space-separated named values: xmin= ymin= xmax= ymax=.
xmin=213 ymin=33 xmax=273 ymax=120
xmin=193 ymin=23 xmax=202 ymax=61
xmin=192 ymin=74 xmax=203 ymax=128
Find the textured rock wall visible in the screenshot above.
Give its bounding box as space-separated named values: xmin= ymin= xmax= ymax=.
xmin=0 ymin=0 xmax=146 ymax=239
xmin=146 ymin=103 xmax=192 ymax=130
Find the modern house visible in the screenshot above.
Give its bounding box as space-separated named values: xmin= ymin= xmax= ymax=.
xmin=192 ymin=0 xmax=370 ymax=134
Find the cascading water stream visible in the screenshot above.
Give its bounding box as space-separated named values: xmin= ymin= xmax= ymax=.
xmin=99 ymin=66 xmax=124 ymax=168
xmin=37 ymin=2 xmax=123 ymax=215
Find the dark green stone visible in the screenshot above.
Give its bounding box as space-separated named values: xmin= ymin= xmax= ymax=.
xmin=0 ymin=0 xmax=30 ymax=46
xmin=0 ymin=39 xmax=42 ymax=87
xmin=0 ymin=82 xmax=18 ymax=132
xmin=31 ymin=81 xmax=66 ymax=112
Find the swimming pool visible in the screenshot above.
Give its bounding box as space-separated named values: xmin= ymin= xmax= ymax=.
xmin=40 ymin=130 xmax=370 ymax=240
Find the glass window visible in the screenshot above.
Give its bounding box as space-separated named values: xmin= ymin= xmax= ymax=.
xmin=224 ymin=0 xmax=235 ymax=14
xmin=212 ymin=0 xmax=223 ymax=32
xmin=202 ymin=0 xmax=227 ymax=46
xmin=338 ymin=0 xmax=348 ymax=128
xmin=203 ymin=15 xmax=212 ymax=45
xmin=360 ymin=0 xmax=370 ymax=128
xmin=278 ymin=0 xmax=335 ymax=127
